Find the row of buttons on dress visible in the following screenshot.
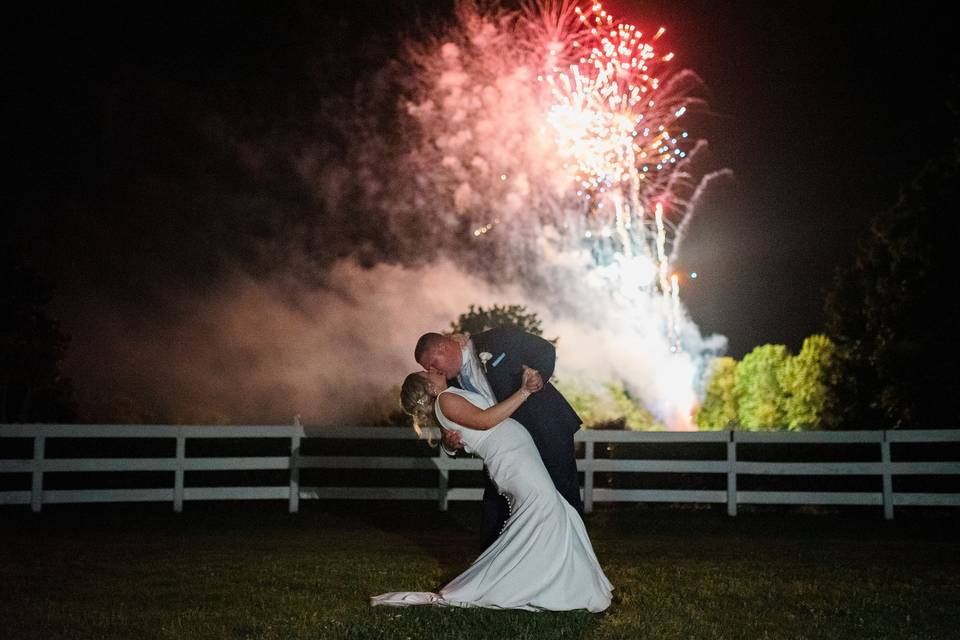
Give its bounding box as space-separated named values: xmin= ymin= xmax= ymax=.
xmin=498 ymin=490 xmax=516 ymax=535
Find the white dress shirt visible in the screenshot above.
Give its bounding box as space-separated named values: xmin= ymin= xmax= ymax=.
xmin=457 ymin=341 xmax=496 ymax=405
xmin=440 ymin=341 xmax=496 ymax=457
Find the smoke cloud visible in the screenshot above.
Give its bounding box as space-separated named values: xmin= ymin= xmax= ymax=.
xmin=67 ymin=260 xmax=520 ymax=425
xmin=67 ymin=256 xmax=725 ymax=428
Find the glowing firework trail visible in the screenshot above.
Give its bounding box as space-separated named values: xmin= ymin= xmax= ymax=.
xmin=654 ymin=201 xmax=669 ymax=293
xmin=670 ymin=272 xmax=681 ymax=352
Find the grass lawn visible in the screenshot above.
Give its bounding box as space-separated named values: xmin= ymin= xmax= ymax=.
xmin=1 ymin=501 xmax=958 ymax=639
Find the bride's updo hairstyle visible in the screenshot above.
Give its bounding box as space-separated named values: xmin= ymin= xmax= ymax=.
xmin=400 ymin=372 xmax=439 ymax=446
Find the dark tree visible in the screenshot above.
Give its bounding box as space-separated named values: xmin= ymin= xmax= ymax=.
xmin=450 ymin=304 xmax=554 ymax=343
xmin=1 ymin=253 xmax=75 ymax=422
xmin=825 ymin=113 xmax=960 ymax=428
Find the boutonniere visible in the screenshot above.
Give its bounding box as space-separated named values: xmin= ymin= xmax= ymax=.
xmin=479 ymin=352 xmax=493 ymax=372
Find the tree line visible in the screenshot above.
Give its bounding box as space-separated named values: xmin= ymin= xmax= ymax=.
xmin=700 ymin=112 xmax=959 ymax=430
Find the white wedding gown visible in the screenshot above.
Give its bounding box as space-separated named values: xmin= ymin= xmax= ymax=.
xmin=371 ymin=387 xmax=613 ymax=612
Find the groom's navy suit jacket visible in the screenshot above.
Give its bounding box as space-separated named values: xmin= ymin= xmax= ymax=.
xmin=467 ymin=327 xmax=582 ymax=446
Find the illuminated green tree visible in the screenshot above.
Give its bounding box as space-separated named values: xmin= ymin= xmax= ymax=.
xmin=556 ymin=379 xmax=662 ymax=430
xmin=695 ymin=357 xmax=739 ymax=430
xmin=735 ymin=344 xmax=789 ymax=430
xmin=780 ymin=334 xmax=837 ymax=430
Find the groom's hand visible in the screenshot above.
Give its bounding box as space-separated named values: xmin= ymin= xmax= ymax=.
xmin=441 ymin=428 xmax=464 ymax=451
xmin=522 ymin=365 xmax=543 ymax=393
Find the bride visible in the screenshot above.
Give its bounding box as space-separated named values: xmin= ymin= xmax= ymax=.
xmin=371 ymin=367 xmax=613 ymax=612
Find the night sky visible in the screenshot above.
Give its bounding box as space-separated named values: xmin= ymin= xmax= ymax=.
xmin=6 ymin=1 xmax=957 ymax=420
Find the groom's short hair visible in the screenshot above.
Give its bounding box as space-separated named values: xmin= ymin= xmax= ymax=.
xmin=415 ymin=332 xmax=446 ymax=363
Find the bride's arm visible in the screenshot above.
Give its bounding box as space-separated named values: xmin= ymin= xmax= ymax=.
xmin=438 ymin=368 xmax=539 ymax=431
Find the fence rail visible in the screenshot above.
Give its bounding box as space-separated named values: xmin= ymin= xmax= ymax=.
xmin=2 ymin=425 xmax=959 ymax=519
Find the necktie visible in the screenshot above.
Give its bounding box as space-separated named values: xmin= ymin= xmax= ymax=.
xmin=460 ymin=370 xmax=479 ymax=394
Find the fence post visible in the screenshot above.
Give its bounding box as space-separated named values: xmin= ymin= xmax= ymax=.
xmin=289 ymin=427 xmax=301 ymax=514
xmin=726 ymin=429 xmax=737 ymax=517
xmin=173 ymin=431 xmax=185 ymax=513
xmin=31 ymin=434 xmax=45 ymax=513
xmin=437 ymin=447 xmax=449 ymax=512
xmin=881 ymin=431 xmax=894 ymax=520
xmin=583 ymin=440 xmax=594 ymax=514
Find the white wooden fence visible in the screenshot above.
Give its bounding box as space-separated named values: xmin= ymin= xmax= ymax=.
xmin=1 ymin=425 xmax=958 ymax=520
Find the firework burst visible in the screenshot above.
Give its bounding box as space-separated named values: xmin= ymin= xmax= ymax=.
xmin=533 ymin=2 xmax=707 ymax=352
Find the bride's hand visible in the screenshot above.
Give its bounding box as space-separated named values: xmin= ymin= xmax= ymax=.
xmin=448 ymin=332 xmax=471 ymax=347
xmin=521 ymin=366 xmax=543 ymax=394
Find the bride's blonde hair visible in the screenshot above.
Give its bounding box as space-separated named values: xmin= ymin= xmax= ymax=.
xmin=400 ymin=372 xmax=439 ymax=446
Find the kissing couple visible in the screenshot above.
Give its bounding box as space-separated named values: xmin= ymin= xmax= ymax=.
xmin=371 ymin=326 xmax=612 ymax=612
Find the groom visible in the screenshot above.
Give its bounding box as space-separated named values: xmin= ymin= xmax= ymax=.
xmin=415 ymin=327 xmax=583 ymax=547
